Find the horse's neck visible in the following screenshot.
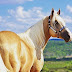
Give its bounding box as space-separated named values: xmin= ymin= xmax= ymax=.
xmin=18 ymin=17 xmax=51 ymax=59
xmin=27 ymin=19 xmax=46 ymax=48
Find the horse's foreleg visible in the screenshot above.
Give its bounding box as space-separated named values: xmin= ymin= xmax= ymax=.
xmin=30 ymin=55 xmax=44 ymax=72
xmin=0 ymin=54 xmax=10 ymax=72
xmin=30 ymin=66 xmax=40 ymax=72
xmin=30 ymin=60 xmax=44 ymax=72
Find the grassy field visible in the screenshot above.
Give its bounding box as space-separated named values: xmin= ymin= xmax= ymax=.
xmin=41 ymin=40 xmax=72 ymax=72
xmin=41 ymin=60 xmax=72 ymax=72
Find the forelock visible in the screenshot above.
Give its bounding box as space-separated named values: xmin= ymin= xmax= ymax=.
xmin=55 ymin=15 xmax=65 ymax=26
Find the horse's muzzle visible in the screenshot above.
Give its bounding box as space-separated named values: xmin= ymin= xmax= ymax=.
xmin=60 ymin=30 xmax=70 ymax=42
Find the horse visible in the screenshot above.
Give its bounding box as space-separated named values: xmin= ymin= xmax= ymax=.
xmin=0 ymin=8 xmax=72 ymax=72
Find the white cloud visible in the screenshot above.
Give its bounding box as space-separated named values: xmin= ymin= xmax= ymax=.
xmin=0 ymin=6 xmax=49 ymax=33
xmin=61 ymin=10 xmax=72 ymax=24
xmin=8 ymin=6 xmax=48 ymax=25
xmin=3 ymin=6 xmax=72 ymax=33
xmin=0 ymin=16 xmax=6 ymax=22
xmin=61 ymin=13 xmax=72 ymax=32
xmin=0 ymin=0 xmax=33 ymax=4
xmin=62 ymin=15 xmax=72 ymax=23
xmin=67 ymin=5 xmax=72 ymax=13
xmin=1 ymin=5 xmax=72 ymax=33
xmin=2 ymin=6 xmax=50 ymax=33
xmin=0 ymin=21 xmax=26 ymax=33
xmin=62 ymin=5 xmax=72 ymax=24
xmin=0 ymin=16 xmax=3 ymax=22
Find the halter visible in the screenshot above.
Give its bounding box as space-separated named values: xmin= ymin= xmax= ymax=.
xmin=48 ymin=16 xmax=65 ymax=38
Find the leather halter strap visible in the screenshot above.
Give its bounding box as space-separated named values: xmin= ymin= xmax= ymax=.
xmin=48 ymin=16 xmax=65 ymax=38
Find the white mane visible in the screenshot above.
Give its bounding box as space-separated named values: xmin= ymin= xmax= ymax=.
xmin=18 ymin=19 xmax=46 ymax=59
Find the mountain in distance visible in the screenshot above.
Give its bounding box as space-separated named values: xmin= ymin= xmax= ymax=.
xmin=49 ymin=37 xmax=64 ymax=41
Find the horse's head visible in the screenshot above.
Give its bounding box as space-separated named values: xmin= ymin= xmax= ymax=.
xmin=48 ymin=8 xmax=72 ymax=42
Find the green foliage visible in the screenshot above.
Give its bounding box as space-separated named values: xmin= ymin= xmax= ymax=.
xmin=44 ymin=40 xmax=72 ymax=58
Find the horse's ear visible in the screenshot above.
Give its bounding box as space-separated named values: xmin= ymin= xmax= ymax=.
xmin=57 ymin=8 xmax=60 ymax=15
xmin=51 ymin=8 xmax=54 ymax=16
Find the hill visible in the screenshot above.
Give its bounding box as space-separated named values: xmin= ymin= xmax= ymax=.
xmin=44 ymin=40 xmax=72 ymax=58
xmin=49 ymin=38 xmax=64 ymax=41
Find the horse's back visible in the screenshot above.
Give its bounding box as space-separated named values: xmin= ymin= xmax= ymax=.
xmin=0 ymin=31 xmax=20 ymax=43
xmin=0 ymin=31 xmax=21 ymax=56
xmin=0 ymin=31 xmax=21 ymax=49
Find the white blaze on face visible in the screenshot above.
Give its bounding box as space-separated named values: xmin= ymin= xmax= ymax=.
xmin=71 ymin=34 xmax=72 ymax=41
xmin=65 ymin=27 xmax=72 ymax=41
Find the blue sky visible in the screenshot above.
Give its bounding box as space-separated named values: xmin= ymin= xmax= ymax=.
xmin=0 ymin=0 xmax=72 ymax=33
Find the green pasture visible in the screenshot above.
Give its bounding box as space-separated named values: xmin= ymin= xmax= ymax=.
xmin=41 ymin=61 xmax=72 ymax=72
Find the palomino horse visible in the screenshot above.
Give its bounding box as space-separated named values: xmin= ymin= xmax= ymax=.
xmin=0 ymin=8 xmax=72 ymax=72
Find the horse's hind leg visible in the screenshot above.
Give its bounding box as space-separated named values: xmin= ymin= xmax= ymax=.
xmin=1 ymin=50 xmax=13 ymax=72
xmin=9 ymin=52 xmax=20 ymax=72
xmin=1 ymin=49 xmax=20 ymax=72
xmin=0 ymin=54 xmax=10 ymax=72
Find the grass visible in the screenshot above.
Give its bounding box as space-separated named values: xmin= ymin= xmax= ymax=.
xmin=41 ymin=60 xmax=72 ymax=72
xmin=41 ymin=40 xmax=72 ymax=72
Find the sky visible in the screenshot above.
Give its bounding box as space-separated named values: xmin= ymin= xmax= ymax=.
xmin=0 ymin=0 xmax=72 ymax=33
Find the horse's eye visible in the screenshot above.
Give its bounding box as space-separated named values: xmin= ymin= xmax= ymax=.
xmin=55 ymin=20 xmax=57 ymax=23
xmin=55 ymin=20 xmax=57 ymax=22
xmin=55 ymin=20 xmax=59 ymax=24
